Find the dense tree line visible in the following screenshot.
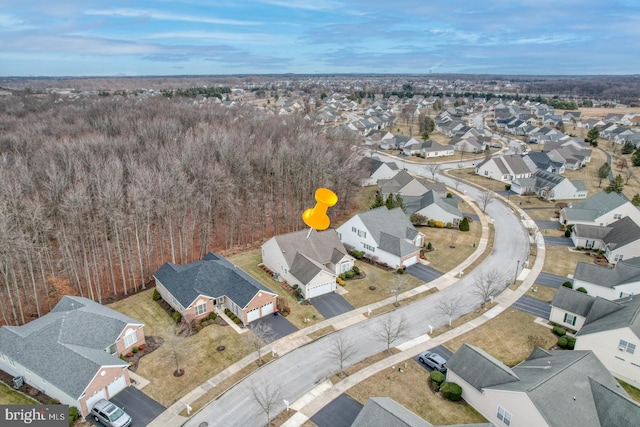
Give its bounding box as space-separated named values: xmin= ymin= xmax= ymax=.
xmin=0 ymin=94 xmax=363 ymax=326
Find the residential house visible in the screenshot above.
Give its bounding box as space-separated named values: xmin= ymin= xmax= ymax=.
xmin=549 ymin=286 xmax=593 ymax=331
xmin=0 ymin=296 xmax=145 ymax=416
xmin=449 ymin=135 xmax=486 ymax=154
xmin=522 ymin=151 xmax=565 ymax=174
xmin=337 ymin=207 xmax=425 ymax=269
xmin=562 ymin=111 xmax=582 ymax=123
xmin=571 ymin=257 xmax=640 ymax=299
xmin=154 ymin=253 xmax=278 ymax=325
xmin=446 ymin=343 xmax=640 ymax=427
xmin=574 ymin=295 xmax=640 ymax=388
xmin=475 ymin=154 xmax=531 ymax=182
xmin=378 ymin=170 xmax=431 ymax=201
xmin=512 ymin=169 xmax=587 ymax=200
xmin=559 ymin=191 xmax=640 ymax=227
xmin=404 ymin=190 xmax=463 ymax=227
xmin=403 ymin=139 xmax=454 ymax=158
xmin=380 ymin=135 xmax=420 ymax=151
xmin=261 ymin=229 xmax=354 ymax=299
xmin=360 ymin=157 xmax=399 ymax=187
xmin=570 ymin=216 xmax=640 ymax=263
xmin=543 ymin=140 xmax=592 ymax=170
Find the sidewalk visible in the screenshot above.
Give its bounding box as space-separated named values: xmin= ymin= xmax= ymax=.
xmin=148 ymin=180 xmax=543 ymax=427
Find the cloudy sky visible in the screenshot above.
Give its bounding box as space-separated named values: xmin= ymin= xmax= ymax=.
xmin=1 ymin=0 xmax=639 ymax=76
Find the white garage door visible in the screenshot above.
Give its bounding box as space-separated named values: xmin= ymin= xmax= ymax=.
xmin=107 ymin=375 xmax=127 ymax=398
xmin=404 ymin=255 xmax=419 ymax=267
xmin=307 ymin=282 xmax=334 ymax=298
xmin=261 ymin=302 xmax=274 ymax=316
xmin=85 ymin=388 xmax=107 ymax=412
xmin=246 ymin=307 xmax=260 ymax=323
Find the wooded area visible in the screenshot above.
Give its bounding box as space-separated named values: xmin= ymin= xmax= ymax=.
xmin=0 ymin=94 xmax=363 ymax=326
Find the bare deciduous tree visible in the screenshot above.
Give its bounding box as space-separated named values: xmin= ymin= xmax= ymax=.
xmin=472 ymin=269 xmax=506 ymax=307
xmin=246 ymin=322 xmax=275 ymax=365
xmin=328 ymin=334 xmax=357 ymax=374
xmin=425 ymin=163 xmax=440 ymax=180
xmin=436 ymin=295 xmax=464 ymax=326
xmin=250 ymin=380 xmax=282 ymax=427
xmin=371 ymin=314 xmax=409 ymax=353
xmin=389 ymin=274 xmax=408 ymax=306
xmin=479 ymin=190 xmax=496 ymax=213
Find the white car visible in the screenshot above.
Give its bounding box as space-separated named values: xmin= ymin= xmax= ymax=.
xmin=91 ymin=399 xmax=132 ymax=427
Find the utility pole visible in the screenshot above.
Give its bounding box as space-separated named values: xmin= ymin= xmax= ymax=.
xmin=514 ymin=260 xmax=520 ymax=284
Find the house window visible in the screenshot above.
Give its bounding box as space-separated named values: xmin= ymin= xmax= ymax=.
xmin=484 ymin=171 xmax=488 ymax=176
xmin=340 ymin=262 xmax=350 ymax=273
xmin=195 ymin=302 xmax=207 ymax=316
xmin=614 ymin=254 xmax=624 ymax=262
xmin=123 ymin=329 xmax=137 ymax=348
xmin=563 ymin=313 xmax=576 ymax=326
xmin=620 ymin=340 xmax=636 ymax=354
xmin=363 ymin=243 xmax=375 ymax=252
xmin=613 ymin=213 xmax=622 ymax=219
xmin=351 ymin=227 xmax=366 ymax=238
xmin=497 ymin=406 xmax=512 ymax=426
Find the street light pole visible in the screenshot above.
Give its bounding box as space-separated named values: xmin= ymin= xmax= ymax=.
xmin=514 ymin=260 xmax=520 ymax=284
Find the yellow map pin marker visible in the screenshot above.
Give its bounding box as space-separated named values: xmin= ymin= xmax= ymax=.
xmin=302 ymin=188 xmax=338 ymax=231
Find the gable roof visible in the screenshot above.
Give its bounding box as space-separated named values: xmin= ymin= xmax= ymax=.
xmin=573 ymin=257 xmax=640 ymax=289
xmin=403 ymin=190 xmax=463 ymax=218
xmin=551 ymin=286 xmax=595 ymax=317
xmin=563 ymin=191 xmax=631 ymax=223
xmin=449 ymin=344 xmax=640 ymax=427
xmin=0 ymin=296 xmax=135 ymax=399
xmin=154 ymin=252 xmax=274 ymax=309
xmin=355 ymin=207 xmax=421 ymax=257
xmin=446 ymin=344 xmax=520 ymax=390
xmin=351 ymin=397 xmax=432 ymax=427
xmin=577 ymin=295 xmax=640 ymax=337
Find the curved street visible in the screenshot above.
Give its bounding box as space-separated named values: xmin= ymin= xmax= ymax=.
xmin=184 ymin=155 xmax=531 ymax=427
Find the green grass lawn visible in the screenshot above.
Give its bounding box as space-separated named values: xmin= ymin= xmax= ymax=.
xmin=0 ymin=382 xmax=38 ymax=405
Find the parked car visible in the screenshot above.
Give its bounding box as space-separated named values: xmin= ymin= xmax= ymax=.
xmin=91 ymin=399 xmax=132 ymax=427
xmin=418 ymin=350 xmax=448 ymax=372
xmin=491 ymin=142 xmax=502 ymax=148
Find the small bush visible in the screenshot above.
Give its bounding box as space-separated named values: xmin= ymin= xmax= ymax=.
xmin=208 ymin=313 xmax=217 ymax=321
xmin=292 ymin=284 xmax=299 ymax=290
xmin=283 ymin=306 xmax=291 ymax=314
xmin=440 ymin=382 xmax=462 ymax=401
xmin=567 ymin=337 xmax=576 ymax=350
xmin=352 ymin=266 xmax=361 ymax=275
xmin=397 ymin=268 xmax=405 ymax=274
xmin=69 ymin=407 xmax=79 ymax=427
xmin=427 ymin=219 xmax=436 ymax=227
xmin=446 ymin=192 xmax=453 ymax=198
xmin=119 ymin=354 xmax=125 ymax=360
xmin=430 ymin=370 xmax=445 ymax=385
xmin=337 ymin=278 xmax=346 ymax=286
xmin=172 ymin=311 xmax=182 ymax=323
xmin=352 ymin=250 xmax=365 ymax=259
xmin=49 ymin=399 xmax=60 ymax=404
xmin=576 ymin=287 xmax=588 ymax=294
xmin=564 ymin=229 xmax=571 ymax=237
xmin=557 ymin=336 xmax=568 ymax=348
xmin=132 ymin=346 xmax=139 ymax=354
xmin=435 ymin=221 xmax=445 ymax=228
xmin=344 ymin=270 xmax=355 ymax=279
xmin=459 ymin=217 xmax=470 ymax=232
xmin=446 ymin=222 xmax=453 ymax=229
xmin=553 ymin=326 xmax=567 ymax=336
xmin=562 ymin=281 xmax=573 ymax=289
xmin=427 ymin=242 xmax=433 ymax=250
xmin=233 ymin=317 xmax=242 ymax=325
xmin=152 ymin=289 xmax=161 ymax=301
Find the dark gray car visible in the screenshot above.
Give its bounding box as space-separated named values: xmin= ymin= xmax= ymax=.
xmin=90 ymin=399 xmax=132 ymax=427
xmin=418 ymin=351 xmax=448 ymax=373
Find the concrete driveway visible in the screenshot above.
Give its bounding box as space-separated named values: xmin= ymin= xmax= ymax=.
xmin=310 ymin=393 xmax=363 ymax=427
xmin=311 ymin=292 xmax=354 ymax=319
xmin=405 ymin=264 xmax=443 ymax=283
xmin=535 ymin=272 xmax=570 ymax=288
xmin=543 ymin=236 xmax=574 ymax=247
xmin=86 ymin=386 xmax=165 ymax=427
xmin=413 ymin=345 xmax=453 ymax=372
xmin=247 ymin=313 xmax=297 ymax=341
xmin=512 ymin=295 xmax=551 ymax=319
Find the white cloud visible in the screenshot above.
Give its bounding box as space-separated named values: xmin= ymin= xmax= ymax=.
xmin=0 ymin=13 xmax=34 ymax=31
xmin=144 ymin=30 xmax=291 ymax=45
xmin=84 ymin=8 xmax=261 ymax=26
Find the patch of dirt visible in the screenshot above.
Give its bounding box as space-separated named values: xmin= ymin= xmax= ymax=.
xmin=125 ymin=336 xmax=163 ymax=372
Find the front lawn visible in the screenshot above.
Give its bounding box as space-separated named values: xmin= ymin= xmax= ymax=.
xmin=109 ymin=289 xmax=250 ymax=407
xmin=416 ymin=221 xmax=481 ymax=273
xmin=347 ymin=360 xmax=487 ymax=425
xmin=542 ymin=246 xmax=590 ymax=277
xmin=0 ymin=381 xmax=38 ymax=405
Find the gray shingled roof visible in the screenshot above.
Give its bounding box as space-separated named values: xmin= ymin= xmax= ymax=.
xmin=573 ymin=258 xmax=640 ymax=289
xmin=356 ymin=207 xmax=422 ymax=258
xmin=449 ymin=344 xmax=639 ymax=427
xmin=578 ymin=296 xmax=640 ymax=337
xmin=563 ymin=192 xmax=629 ymax=223
xmin=446 ymin=344 xmax=520 ymax=391
xmin=551 ymin=286 xmax=595 ymax=316
xmin=351 ymin=397 xmax=432 ymax=427
xmin=154 ymin=252 xmax=275 ymax=309
xmin=502 ymin=154 xmax=531 ymax=175
xmin=403 ymin=190 xmax=462 ymax=218
xmin=271 ymin=229 xmax=352 ymax=285
xmin=602 ymin=216 xmax=640 ymax=249
xmin=589 ymin=377 xmax=640 ymax=426
xmin=0 ymin=296 xmax=136 ymax=399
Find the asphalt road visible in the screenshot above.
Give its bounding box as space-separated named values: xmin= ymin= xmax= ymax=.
xmin=512 ymin=295 xmax=551 ymax=318
xmin=184 ymin=155 xmax=531 ymax=427
xmin=543 ymin=236 xmax=574 ymax=247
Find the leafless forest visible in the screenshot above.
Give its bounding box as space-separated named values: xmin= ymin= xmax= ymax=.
xmin=0 ymin=94 xmax=363 ymax=326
